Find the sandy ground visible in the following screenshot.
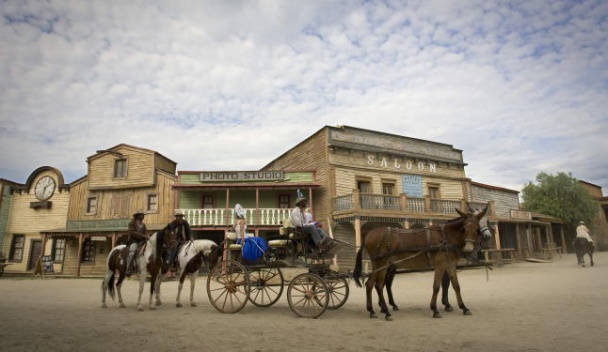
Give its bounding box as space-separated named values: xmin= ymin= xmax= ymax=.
xmin=1 ymin=252 xmax=607 ymax=352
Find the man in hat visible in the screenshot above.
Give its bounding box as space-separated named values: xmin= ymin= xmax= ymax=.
xmin=126 ymin=210 xmax=148 ymax=276
xmin=167 ymin=210 xmax=192 ymax=274
xmin=290 ymin=195 xmax=334 ymax=252
xmin=576 ymin=221 xmax=595 ymax=245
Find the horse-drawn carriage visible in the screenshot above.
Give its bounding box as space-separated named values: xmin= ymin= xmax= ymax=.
xmin=206 ymin=219 xmax=351 ymax=318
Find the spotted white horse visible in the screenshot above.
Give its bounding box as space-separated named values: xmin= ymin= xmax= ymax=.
xmin=175 ymin=239 xmax=222 ymax=307
xmin=101 ymin=225 xmax=177 ymax=311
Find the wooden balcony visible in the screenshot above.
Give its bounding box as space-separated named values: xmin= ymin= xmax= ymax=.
xmin=333 ymin=190 xmax=490 ymax=221
xmin=178 ymin=207 xmax=291 ymax=227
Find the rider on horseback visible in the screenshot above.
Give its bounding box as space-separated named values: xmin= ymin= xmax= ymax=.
xmin=168 ymin=210 xmax=192 ymax=274
xmin=125 ymin=210 xmax=149 ymax=276
xmin=576 ymin=221 xmax=595 ymax=246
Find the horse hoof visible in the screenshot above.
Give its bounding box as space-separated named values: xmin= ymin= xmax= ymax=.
xmin=370 ymin=313 xmax=378 ymax=319
xmin=150 ymin=306 xmax=156 ymax=310
xmin=101 ymin=304 xmax=107 ymax=308
xmin=463 ymin=310 xmax=472 ymax=316
xmin=176 ymin=303 xmax=183 ymax=308
xmin=155 ymin=301 xmax=162 ymax=306
xmin=444 ymin=307 xmax=453 ymax=312
xmin=392 ymin=307 xmax=399 ymax=311
xmin=385 ymin=316 xmax=393 ymax=321
xmin=190 ymin=303 xmax=197 ymax=307
xmin=433 ymin=312 xmax=442 ymax=318
xmin=119 ymin=304 xmax=126 ymax=308
xmin=137 ymin=306 xmax=144 ymax=311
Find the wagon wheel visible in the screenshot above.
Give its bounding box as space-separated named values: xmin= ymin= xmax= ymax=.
xmin=248 ymin=267 xmax=284 ymax=307
xmin=287 ymin=273 xmax=328 ymax=318
xmin=206 ymin=260 xmax=250 ymax=314
xmin=325 ymin=275 xmax=349 ymax=310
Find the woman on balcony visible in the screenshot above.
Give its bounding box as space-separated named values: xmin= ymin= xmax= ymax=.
xmin=233 ymin=204 xmax=247 ymax=244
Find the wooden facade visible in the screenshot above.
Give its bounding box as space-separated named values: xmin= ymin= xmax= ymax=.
xmin=1 ymin=144 xmax=177 ymax=277
xmin=261 ymin=125 xmax=490 ymax=270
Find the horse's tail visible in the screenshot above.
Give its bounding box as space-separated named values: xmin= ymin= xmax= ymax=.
xmin=353 ymin=247 xmax=364 ymax=287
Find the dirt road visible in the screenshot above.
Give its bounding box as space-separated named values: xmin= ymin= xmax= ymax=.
xmin=0 ymin=252 xmax=606 ymax=352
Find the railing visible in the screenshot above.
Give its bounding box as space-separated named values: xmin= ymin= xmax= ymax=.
xmin=179 ymin=208 xmax=291 ymax=227
xmin=333 ymin=191 xmax=487 ymax=216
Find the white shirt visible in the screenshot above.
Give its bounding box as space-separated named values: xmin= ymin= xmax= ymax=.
xmin=576 ymin=224 xmax=594 ymax=242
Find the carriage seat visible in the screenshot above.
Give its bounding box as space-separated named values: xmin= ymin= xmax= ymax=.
xmin=268 ymin=218 xmax=296 ymax=247
xmin=225 ymin=231 xmax=254 ymax=250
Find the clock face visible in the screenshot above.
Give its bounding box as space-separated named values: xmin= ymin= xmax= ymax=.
xmin=35 ymin=176 xmax=56 ymax=201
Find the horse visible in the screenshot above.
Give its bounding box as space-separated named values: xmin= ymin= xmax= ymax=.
xmin=101 ymin=224 xmax=177 ymax=311
xmin=574 ymin=237 xmax=594 ymax=267
xmin=175 ymin=239 xmax=223 ymax=307
xmin=353 ymin=206 xmax=487 ymax=320
xmin=383 ymin=209 xmax=493 ymax=312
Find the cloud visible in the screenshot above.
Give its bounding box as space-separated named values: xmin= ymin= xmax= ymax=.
xmin=1 ymin=0 xmax=607 ymax=193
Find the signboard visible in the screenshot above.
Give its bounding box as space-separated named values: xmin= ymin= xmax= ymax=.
xmin=41 ymin=255 xmax=54 ymax=273
xmin=510 ymin=209 xmax=532 ymax=220
xmin=200 ymin=171 xmax=284 ymax=182
xmin=402 ymin=175 xmax=423 ymax=197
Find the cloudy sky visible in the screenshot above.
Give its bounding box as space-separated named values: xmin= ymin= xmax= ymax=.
xmin=1 ymin=0 xmax=607 ymax=193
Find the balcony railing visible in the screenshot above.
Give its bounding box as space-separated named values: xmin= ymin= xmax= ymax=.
xmin=333 ymin=191 xmax=490 ymax=216
xmin=179 ymin=208 xmax=291 ymax=227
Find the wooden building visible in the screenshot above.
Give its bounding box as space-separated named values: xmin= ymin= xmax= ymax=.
xmin=2 ymin=144 xmax=177 ymax=277
xmin=469 ymin=181 xmax=565 ymax=261
xmin=1 ymin=167 xmax=70 ymax=274
xmin=260 ymin=125 xmax=489 ymax=270
xmin=174 ymin=170 xmax=319 ymax=243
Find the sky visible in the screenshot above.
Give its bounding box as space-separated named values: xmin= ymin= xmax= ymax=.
xmin=1 ymin=0 xmax=607 ymax=194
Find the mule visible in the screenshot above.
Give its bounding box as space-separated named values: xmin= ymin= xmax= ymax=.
xmin=383 ymin=210 xmax=493 ymax=312
xmin=101 ymin=225 xmax=177 ymax=311
xmin=353 ymin=206 xmax=487 ymax=320
xmin=574 ymin=237 xmax=594 ymax=267
xmin=175 ymin=239 xmax=223 ymax=307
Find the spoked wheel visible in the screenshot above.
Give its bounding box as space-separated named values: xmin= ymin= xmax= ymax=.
xmin=249 ymin=267 xmax=284 ymax=307
xmin=325 ymin=275 xmax=349 ymax=309
xmin=206 ymin=260 xmax=250 ymax=314
xmin=287 ymin=273 xmax=328 ymax=318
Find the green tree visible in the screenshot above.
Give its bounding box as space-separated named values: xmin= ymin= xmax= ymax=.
xmin=521 ymin=172 xmax=597 ymax=240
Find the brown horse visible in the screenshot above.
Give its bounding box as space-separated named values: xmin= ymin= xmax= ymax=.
xmin=353 ymin=207 xmax=487 ymax=320
xmin=175 ymin=239 xmax=223 ymax=307
xmin=101 ymin=224 xmax=177 ymax=311
xmin=574 ymin=237 xmax=594 ymax=267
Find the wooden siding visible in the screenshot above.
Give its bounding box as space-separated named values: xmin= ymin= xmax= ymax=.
xmin=87 ymin=146 xmax=156 ymax=190
xmin=262 ymin=130 xmax=332 ymax=225
xmin=470 ymin=184 xmax=520 ymax=218
xmin=69 ymin=172 xmax=176 ymax=229
xmin=155 ymin=153 xmax=177 ymax=175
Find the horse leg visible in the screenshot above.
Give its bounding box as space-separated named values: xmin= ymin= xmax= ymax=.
xmin=374 ymin=270 xmax=392 ymax=321
xmin=430 ymin=267 xmax=444 ymax=318
xmin=136 ymin=268 xmax=146 ymax=311
xmin=364 ymin=272 xmax=378 ymax=319
xmin=189 ymin=272 xmax=197 ymax=307
xmin=155 ymin=270 xmax=164 ymax=307
xmin=176 ymin=273 xmax=185 ymax=308
xmin=116 ymin=272 xmax=126 ymax=308
xmin=446 ymin=264 xmax=471 ymax=316
xmin=101 ymin=270 xmax=113 ymax=308
xmin=589 ymin=251 xmax=594 ymax=267
xmin=441 ymin=271 xmax=453 ymax=312
xmin=385 ymin=265 xmax=399 ymax=311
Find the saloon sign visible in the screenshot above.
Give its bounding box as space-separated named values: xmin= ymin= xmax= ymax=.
xmin=366 ymin=155 xmax=437 ymax=173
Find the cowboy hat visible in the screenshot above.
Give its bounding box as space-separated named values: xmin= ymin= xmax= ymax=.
xmin=174 ymin=210 xmax=184 ymax=217
xmin=133 ymin=209 xmax=145 ymax=216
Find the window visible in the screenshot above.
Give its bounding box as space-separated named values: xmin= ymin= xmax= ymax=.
xmin=86 ymin=196 xmax=97 ymax=213
xmin=52 ymin=238 xmax=66 ymax=262
xmin=357 ymin=179 xmax=372 ymax=193
xmin=382 ymin=182 xmax=395 ymax=195
xmin=114 ymin=158 xmax=127 ymax=178
xmin=147 ymin=194 xmax=158 ymax=212
xmin=82 ymin=238 xmax=96 ymax=262
xmin=202 ymin=195 xmax=214 ymax=209
xmin=278 ymin=194 xmax=290 ymax=208
xmin=9 ymin=235 xmax=25 ymax=261
xmin=111 ymin=195 xmax=129 ymax=219
xmin=428 ymin=184 xmax=441 ymax=199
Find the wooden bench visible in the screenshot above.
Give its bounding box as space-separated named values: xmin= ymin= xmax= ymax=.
xmin=542 ymin=245 xmax=562 ymax=259
xmin=482 ymin=248 xmax=516 ymax=264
